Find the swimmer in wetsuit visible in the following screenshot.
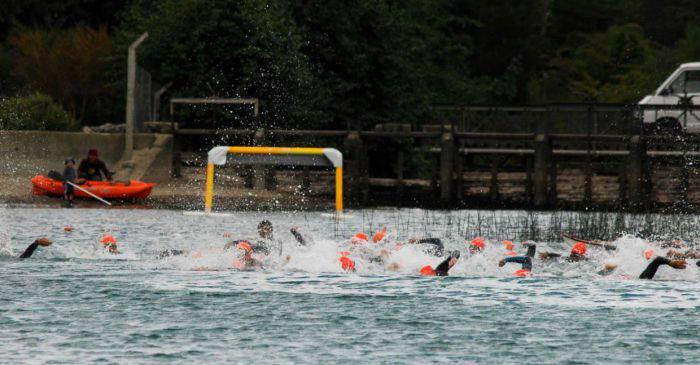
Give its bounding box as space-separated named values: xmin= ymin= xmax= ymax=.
xmin=419 ymin=251 xmax=461 ymax=276
xmin=224 ymin=221 xmax=308 ymax=256
xmin=639 ymin=257 xmax=687 ymax=279
xmin=18 ymin=238 xmax=53 ymax=258
xmin=232 ymin=241 xmax=262 ymax=270
xmin=498 ymin=242 xmax=537 ymax=276
xmin=539 ymin=242 xmax=587 ymax=262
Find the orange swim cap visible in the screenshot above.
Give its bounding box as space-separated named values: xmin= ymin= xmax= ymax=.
xmin=64 ymin=225 xmax=73 ymax=232
xmin=340 ymin=251 xmax=350 ymax=257
xmin=503 ymin=240 xmax=514 ymax=251
xmin=100 ymin=234 xmax=116 ymax=245
xmin=419 ymin=265 xmax=436 ymax=276
xmin=351 ymin=232 xmax=369 ymax=244
xmin=339 ymin=256 xmax=355 ymax=271
xmin=644 ymin=249 xmax=655 ymax=260
xmin=470 ymin=237 xmax=485 ymax=250
xmin=372 ymin=228 xmax=387 ymax=243
xmin=571 ymin=242 xmax=587 ymax=255
xmin=514 ymin=269 xmax=531 ymax=277
xmin=236 ymin=241 xmax=253 ymax=253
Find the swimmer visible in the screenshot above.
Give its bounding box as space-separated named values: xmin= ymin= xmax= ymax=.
xmin=639 ymin=257 xmax=687 ymax=280
xmin=100 ymin=235 xmax=120 ymax=254
xmin=224 ymin=220 xmax=307 ymax=255
xmin=469 ymin=237 xmax=485 ymax=254
xmin=498 ymin=255 xmax=532 ymax=277
xmin=19 ymin=238 xmax=53 ymax=258
xmin=602 ymin=251 xmax=689 ymax=280
xmin=407 ymin=237 xmax=444 ymax=256
xmin=419 ymin=250 xmax=461 ymax=276
xmin=232 ymin=241 xmax=262 ymax=270
xmin=539 ymin=242 xmax=587 ymax=262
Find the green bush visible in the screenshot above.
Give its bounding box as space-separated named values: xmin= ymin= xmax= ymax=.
xmin=0 ymin=93 xmax=78 ymax=131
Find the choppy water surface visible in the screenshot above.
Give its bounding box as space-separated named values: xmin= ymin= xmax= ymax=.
xmin=1 ymin=207 xmax=699 ymax=364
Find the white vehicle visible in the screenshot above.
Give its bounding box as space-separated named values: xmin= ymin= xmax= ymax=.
xmin=638 ymin=62 xmax=700 ymax=133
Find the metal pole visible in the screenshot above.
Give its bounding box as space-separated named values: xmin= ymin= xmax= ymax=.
xmin=153 ymin=82 xmax=173 ymax=121
xmin=125 ymin=32 xmax=148 ymax=161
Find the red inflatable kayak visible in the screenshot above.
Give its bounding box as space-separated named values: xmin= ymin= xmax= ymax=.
xmin=31 ymin=175 xmax=155 ymax=200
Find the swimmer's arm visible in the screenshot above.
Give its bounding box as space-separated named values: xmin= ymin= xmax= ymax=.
xmin=434 ymin=251 xmax=460 ymax=276
xmin=19 ymin=238 xmax=52 ymax=259
xmin=639 ymin=257 xmax=686 ymax=280
xmin=499 ymin=256 xmax=532 ymax=270
xmin=525 ymin=244 xmax=537 ymax=258
xmin=223 ymin=241 xmax=236 ymax=250
xmin=416 ymin=238 xmax=442 ymax=246
xmin=290 ymin=227 xmax=306 ymax=245
xmin=538 ymin=251 xmax=561 ymax=260
xmin=433 ymin=257 xmax=452 ymax=276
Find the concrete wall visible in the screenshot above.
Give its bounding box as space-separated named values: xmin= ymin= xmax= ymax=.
xmin=0 ymin=131 xmax=161 ymax=173
xmin=0 ymin=131 xmax=171 ymax=199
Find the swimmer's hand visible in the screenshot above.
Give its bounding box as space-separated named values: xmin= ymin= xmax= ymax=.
xmin=498 ymin=259 xmax=506 ymax=267
xmin=36 ymin=238 xmax=53 ymax=247
xmin=669 ymin=260 xmax=687 ymax=270
xmin=666 ymin=249 xmax=684 ymax=259
xmin=603 ymin=263 xmax=618 ymax=272
xmin=539 ymin=252 xmax=551 ymax=260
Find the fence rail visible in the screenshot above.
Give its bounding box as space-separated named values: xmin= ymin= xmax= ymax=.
xmin=169 ymin=103 xmax=700 ymax=211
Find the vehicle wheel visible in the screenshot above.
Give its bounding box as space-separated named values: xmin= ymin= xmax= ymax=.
xmin=648 ymin=118 xmax=682 ymax=135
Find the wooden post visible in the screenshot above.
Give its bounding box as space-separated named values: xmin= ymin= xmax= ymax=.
xmin=171 ymin=133 xmax=182 ymax=178
xmin=252 ymin=128 xmax=267 ymax=190
xmin=455 ymin=141 xmax=464 ymax=204
xmin=489 ymin=157 xmax=501 ymax=201
xmin=627 ymin=135 xmax=647 ymax=209
xmin=344 ymin=132 xmax=367 ymax=206
xmin=396 ymin=151 xmax=404 ymax=206
xmin=533 ymin=133 xmax=551 ymax=207
xmin=439 ymin=132 xmax=455 ymax=207
xmin=525 ymin=155 xmax=533 ymax=206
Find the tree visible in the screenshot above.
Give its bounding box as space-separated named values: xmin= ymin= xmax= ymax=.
xmin=115 ymin=0 xmax=327 ymax=129
xmin=10 ymin=25 xmax=113 ymax=121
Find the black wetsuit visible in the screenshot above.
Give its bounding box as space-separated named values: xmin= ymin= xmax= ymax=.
xmin=414 ymin=238 xmax=444 ymax=256
xmin=433 ymin=251 xmax=460 ymax=276
xmin=639 ymin=257 xmax=673 ymax=280
xmin=525 ymin=244 xmax=536 ymax=258
xmin=224 ymin=230 xmax=306 ymax=256
xmin=19 ymin=240 xmax=43 ymax=259
xmin=503 ymin=256 xmax=532 ymax=271
xmin=290 ymin=229 xmax=306 ymax=246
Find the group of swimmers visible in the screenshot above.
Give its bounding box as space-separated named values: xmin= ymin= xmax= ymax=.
xmin=16 ymin=222 xmax=700 ymax=280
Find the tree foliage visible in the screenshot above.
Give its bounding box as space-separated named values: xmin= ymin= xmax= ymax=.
xmin=3 ymin=0 xmax=700 ymax=128
xmin=10 ymin=26 xmax=113 ymax=121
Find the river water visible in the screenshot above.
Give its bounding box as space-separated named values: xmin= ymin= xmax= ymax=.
xmin=1 ymin=207 xmax=699 ymax=364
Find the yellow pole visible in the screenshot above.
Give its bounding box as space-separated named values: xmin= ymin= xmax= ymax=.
xmin=204 ymin=162 xmax=215 ymax=213
xmin=335 ymin=167 xmax=343 ymax=212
